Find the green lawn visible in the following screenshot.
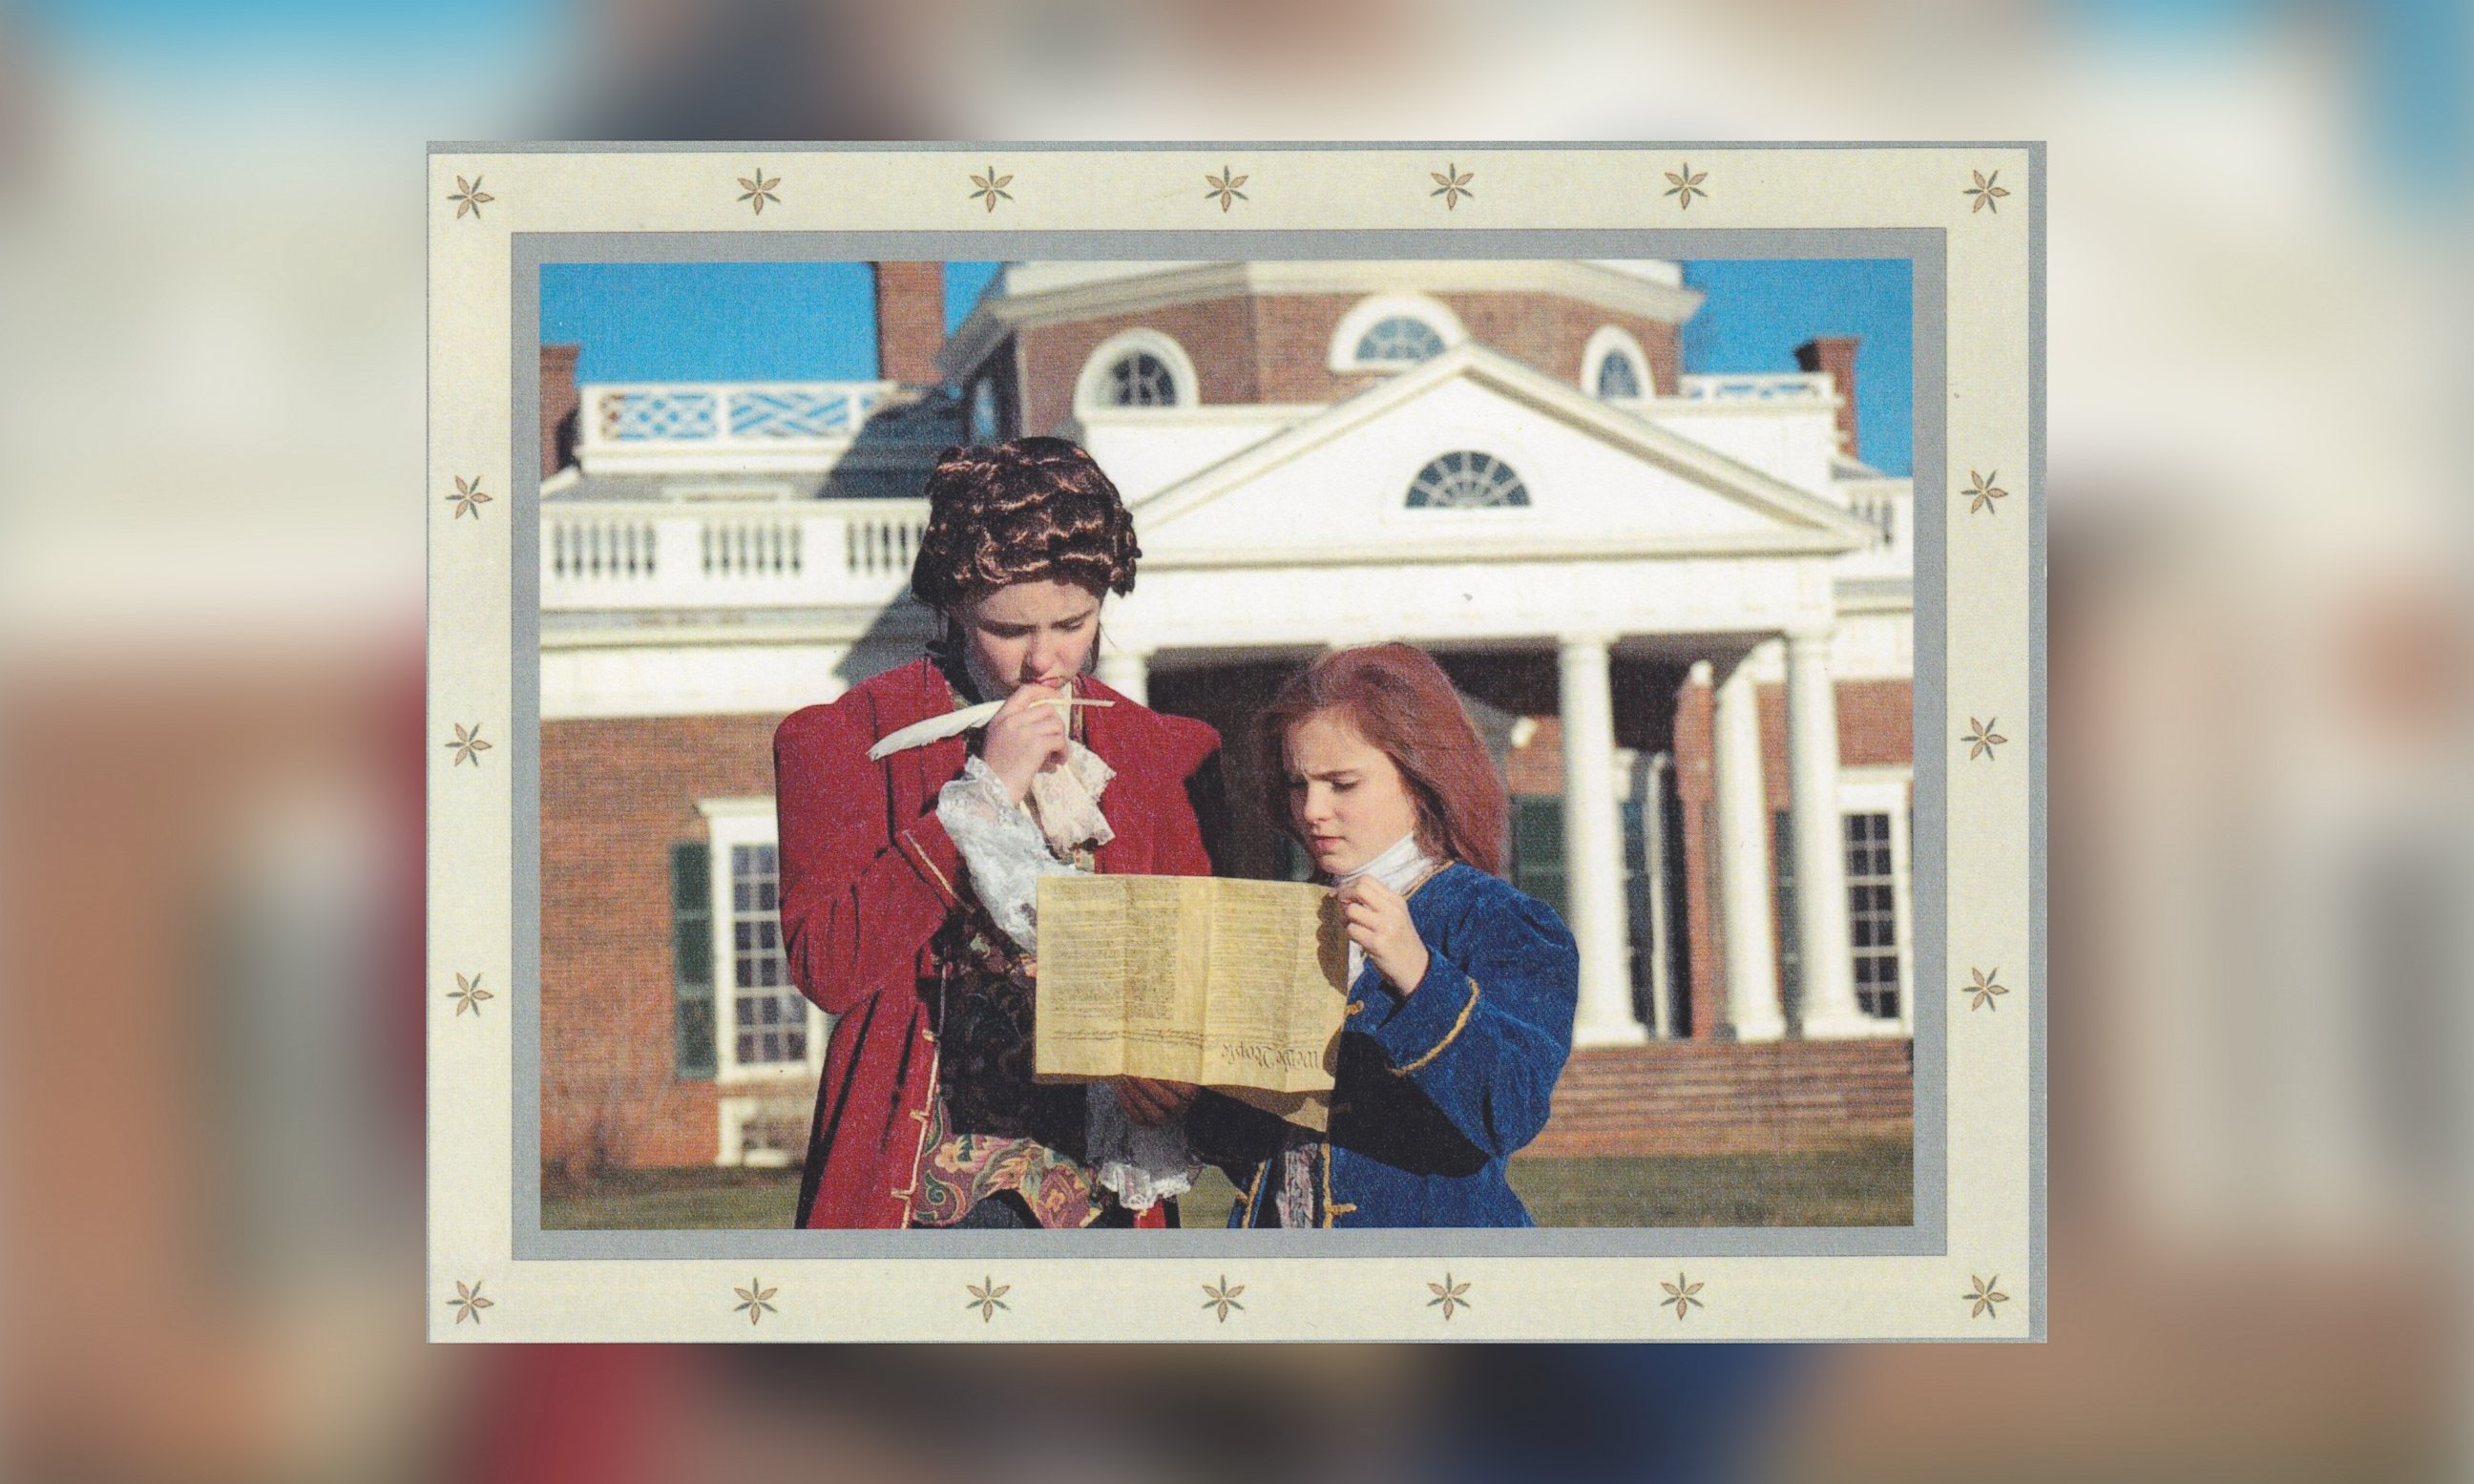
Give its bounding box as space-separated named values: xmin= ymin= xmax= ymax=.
xmin=545 ymin=1138 xmax=1910 ymax=1230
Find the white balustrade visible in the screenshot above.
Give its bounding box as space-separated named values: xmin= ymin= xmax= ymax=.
xmin=1836 ymin=484 xmax=1913 ymax=578
xmin=1672 ymin=372 xmax=1833 ymax=403
xmin=542 ymin=500 xmax=930 ymax=611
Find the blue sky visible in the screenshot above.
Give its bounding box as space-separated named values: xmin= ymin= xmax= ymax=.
xmin=1680 ymin=260 xmax=1913 ymax=475
xmin=542 ymin=259 xmax=1912 ymax=474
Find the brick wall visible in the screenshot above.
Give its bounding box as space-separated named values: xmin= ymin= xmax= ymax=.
xmin=1018 ymin=298 xmax=1261 ymax=434
xmin=1756 ymin=679 xmax=1915 ymax=803
xmin=1434 ymin=292 xmax=1681 ymax=395
xmin=872 ymin=262 xmax=946 ymax=387
xmin=540 ymin=713 xmax=786 ymax=1172
xmin=540 ymin=343 xmax=579 ymax=478
xmin=1672 ymin=671 xmax=1722 ymax=1039
xmin=1019 ymin=289 xmax=1686 ymax=431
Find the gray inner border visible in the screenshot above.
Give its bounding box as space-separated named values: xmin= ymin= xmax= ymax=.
xmin=492 ymin=208 xmax=2013 ymax=1285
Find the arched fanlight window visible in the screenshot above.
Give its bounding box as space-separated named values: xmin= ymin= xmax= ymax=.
xmin=1582 ymin=324 xmax=1651 ymax=402
xmin=1105 ymin=351 xmax=1178 ymax=407
xmin=1406 ymin=450 xmax=1530 ymax=509
xmin=1074 ymin=330 xmax=1198 ymax=412
xmin=1354 ymin=316 xmax=1449 ymax=366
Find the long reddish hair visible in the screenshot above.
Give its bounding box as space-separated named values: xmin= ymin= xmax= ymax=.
xmin=1255 ymin=643 xmax=1508 ymax=878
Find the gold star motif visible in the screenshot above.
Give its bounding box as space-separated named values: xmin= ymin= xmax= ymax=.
xmin=1961 ymin=717 xmax=2008 ymax=762
xmin=736 ymin=168 xmax=781 ymax=215
xmin=1659 ymin=1272 xmax=1704 ymax=1321
xmin=1202 ymin=1275 xmax=1246 ymax=1322
xmin=967 ymin=1276 xmax=1011 ymax=1322
xmin=1963 ymin=469 xmax=2008 ymax=515
xmin=447 ymin=1279 xmax=494 ymax=1325
xmin=1204 ymin=166 xmax=1249 ymax=213
xmin=1426 ymin=1272 xmax=1471 ymax=1320
xmin=448 ymin=175 xmax=494 ymax=221
xmin=1965 ymin=1273 xmax=2010 ymax=1319
xmin=734 ymin=1278 xmax=779 ymax=1326
xmin=447 ymin=722 xmax=493 ymax=767
xmin=448 ymin=972 xmax=495 ymax=1016
xmin=1662 ymin=164 xmax=1709 ymax=210
xmin=969 ymin=165 xmax=1015 ymax=213
xmin=1964 ymin=169 xmax=2011 ymax=214
xmin=1963 ymin=967 xmax=2008 ymax=1011
xmin=447 ymin=475 xmax=492 ymax=519
xmin=1429 ymin=163 xmax=1475 ymax=210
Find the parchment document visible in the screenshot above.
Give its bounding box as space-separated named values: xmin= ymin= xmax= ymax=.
xmin=1035 ymin=876 xmax=1351 ymax=1129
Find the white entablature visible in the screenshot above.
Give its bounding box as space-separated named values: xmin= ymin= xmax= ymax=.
xmin=1117 ymin=342 xmax=1876 ymax=565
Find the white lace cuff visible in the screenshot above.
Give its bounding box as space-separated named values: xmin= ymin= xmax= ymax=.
xmin=935 ymin=756 xmax=1077 ymax=953
xmin=1085 ymin=1082 xmax=1203 ymax=1211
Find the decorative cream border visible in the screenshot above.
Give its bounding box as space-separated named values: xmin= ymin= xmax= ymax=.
xmin=428 ymin=142 xmax=2042 ymax=1343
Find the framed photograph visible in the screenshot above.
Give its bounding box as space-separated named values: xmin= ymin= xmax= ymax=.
xmin=428 ymin=141 xmax=2044 ymax=1341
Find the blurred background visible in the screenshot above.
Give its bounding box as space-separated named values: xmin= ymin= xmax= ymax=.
xmin=1 ymin=0 xmax=2466 ymax=1481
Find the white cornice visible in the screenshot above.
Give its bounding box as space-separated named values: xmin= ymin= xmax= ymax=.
xmin=939 ymin=261 xmax=1707 ymax=381
xmin=1131 ymin=342 xmax=1878 ymax=548
xmin=1143 ymin=529 xmax=1864 ymax=571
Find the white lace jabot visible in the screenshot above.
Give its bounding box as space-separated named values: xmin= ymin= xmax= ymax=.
xmin=1331 ymin=831 xmax=1436 ymax=986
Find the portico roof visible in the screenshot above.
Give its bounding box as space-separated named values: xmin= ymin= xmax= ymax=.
xmin=1128 ymin=341 xmax=1882 ymax=572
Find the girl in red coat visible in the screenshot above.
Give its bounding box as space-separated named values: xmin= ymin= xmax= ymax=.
xmin=773 ymin=438 xmax=1221 ymax=1229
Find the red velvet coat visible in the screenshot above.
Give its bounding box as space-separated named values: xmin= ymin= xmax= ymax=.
xmin=774 ymin=658 xmax=1224 ymax=1229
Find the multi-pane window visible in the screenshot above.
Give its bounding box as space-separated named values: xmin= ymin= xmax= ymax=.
xmin=1845 ymin=813 xmax=1900 ymax=1019
xmin=1354 ymin=316 xmax=1447 ymax=365
xmin=1771 ymin=801 xmax=1910 ymax=1028
xmin=1407 ymin=450 xmax=1530 ymax=509
xmin=1596 ymin=351 xmax=1643 ymax=399
xmin=1105 ymin=352 xmax=1177 ymax=407
xmin=969 ymin=376 xmax=1000 ymax=441
xmin=729 ymin=844 xmax=805 ymax=1067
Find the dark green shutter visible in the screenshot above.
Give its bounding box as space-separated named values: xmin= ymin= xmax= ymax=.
xmin=1509 ymin=798 xmax=1569 ymax=920
xmin=672 ymin=843 xmax=716 ymax=1079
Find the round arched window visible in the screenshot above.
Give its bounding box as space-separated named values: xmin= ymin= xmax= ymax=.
xmin=1406 ymin=451 xmax=1530 ymax=509
xmin=1354 ymin=316 xmax=1448 ymax=366
xmin=1596 ymin=351 xmax=1642 ymax=399
xmin=1106 ymin=351 xmax=1178 ymax=407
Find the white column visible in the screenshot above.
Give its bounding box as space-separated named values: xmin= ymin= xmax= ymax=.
xmin=1712 ymin=647 xmax=1785 ymax=1041
xmin=1095 ymin=646 xmax=1149 ymax=706
xmin=1786 ymin=625 xmax=1874 ymax=1037
xmin=1560 ymin=634 xmax=1646 ymax=1046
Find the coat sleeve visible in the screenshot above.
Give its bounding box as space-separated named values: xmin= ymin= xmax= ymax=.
xmin=1149 ymin=715 xmax=1226 ymax=880
xmin=772 ymin=701 xmax=969 ymax=1017
xmin=1352 ymin=888 xmax=1579 ymax=1160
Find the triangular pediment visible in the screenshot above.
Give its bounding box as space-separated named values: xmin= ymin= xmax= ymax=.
xmin=1132 ymin=344 xmax=1876 ymax=567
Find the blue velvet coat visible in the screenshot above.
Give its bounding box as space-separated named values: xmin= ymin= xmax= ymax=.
xmin=1191 ymin=862 xmax=1579 ymax=1227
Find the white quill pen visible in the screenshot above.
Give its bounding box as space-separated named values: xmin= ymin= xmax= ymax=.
xmin=865 ymin=696 xmax=1112 ymax=761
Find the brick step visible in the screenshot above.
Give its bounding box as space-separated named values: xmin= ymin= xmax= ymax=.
xmin=1550 ymin=1089 xmax=1914 ymax=1115
xmin=1522 ymin=1041 xmax=1917 ymax=1156
xmin=1546 ymin=1110 xmax=1911 ymax=1136
xmin=1562 ymin=1047 xmax=1914 ymax=1068
xmin=1553 ymin=1072 xmax=1917 ymax=1097
xmin=1523 ymin=1119 xmax=1912 ymax=1159
xmin=1551 ymin=1076 xmax=1916 ymax=1101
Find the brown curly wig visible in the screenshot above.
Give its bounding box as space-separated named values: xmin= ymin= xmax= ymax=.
xmin=909 ymin=437 xmax=1141 ymax=612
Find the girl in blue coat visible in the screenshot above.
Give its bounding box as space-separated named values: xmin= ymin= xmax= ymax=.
xmin=1191 ymin=643 xmax=1580 ymax=1227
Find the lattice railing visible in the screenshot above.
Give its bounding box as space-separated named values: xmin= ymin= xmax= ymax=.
xmin=584 ymin=382 xmax=900 ymax=449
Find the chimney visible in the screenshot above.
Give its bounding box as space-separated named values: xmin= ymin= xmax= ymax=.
xmin=872 ymin=262 xmax=947 ymax=386
xmin=540 ymin=343 xmax=581 ymax=478
xmin=1793 ymin=336 xmax=1859 ymax=458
